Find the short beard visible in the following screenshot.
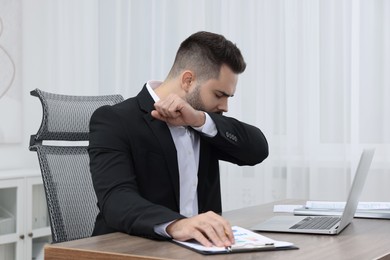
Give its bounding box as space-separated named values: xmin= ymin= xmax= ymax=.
xmin=186 ymin=84 xmax=206 ymax=111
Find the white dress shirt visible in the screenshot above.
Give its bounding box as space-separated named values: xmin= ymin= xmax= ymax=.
xmin=146 ymin=81 xmax=217 ymax=236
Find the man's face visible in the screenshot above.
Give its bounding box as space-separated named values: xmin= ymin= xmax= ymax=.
xmin=185 ymin=64 xmax=238 ymax=114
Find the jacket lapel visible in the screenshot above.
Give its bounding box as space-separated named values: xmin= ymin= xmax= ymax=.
xmin=137 ymin=86 xmax=180 ymax=207
xmin=197 ymin=138 xmax=211 ymax=212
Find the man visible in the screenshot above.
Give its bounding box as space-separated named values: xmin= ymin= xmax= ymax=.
xmin=88 ymin=31 xmax=268 ymax=248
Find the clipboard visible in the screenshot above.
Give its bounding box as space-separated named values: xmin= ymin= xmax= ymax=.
xmin=172 ymin=226 xmax=298 ymax=255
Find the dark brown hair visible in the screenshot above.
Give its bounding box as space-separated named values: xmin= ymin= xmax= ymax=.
xmin=167 ymin=31 xmax=246 ymax=82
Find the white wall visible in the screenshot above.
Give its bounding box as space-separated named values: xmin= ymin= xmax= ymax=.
xmin=1 ymin=0 xmax=389 ymax=211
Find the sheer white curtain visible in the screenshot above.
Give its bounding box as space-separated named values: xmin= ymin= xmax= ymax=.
xmin=24 ymin=0 xmax=390 ymax=210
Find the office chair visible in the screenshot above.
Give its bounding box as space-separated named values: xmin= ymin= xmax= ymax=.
xmin=29 ymin=88 xmax=124 ymax=243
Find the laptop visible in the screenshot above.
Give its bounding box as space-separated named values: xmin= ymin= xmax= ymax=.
xmin=251 ymin=148 xmax=375 ymax=235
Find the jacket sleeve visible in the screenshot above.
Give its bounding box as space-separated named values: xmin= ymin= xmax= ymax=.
xmin=88 ymin=105 xmax=183 ymax=239
xmin=202 ymin=113 xmax=269 ymax=166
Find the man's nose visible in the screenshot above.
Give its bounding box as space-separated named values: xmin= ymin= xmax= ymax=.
xmin=218 ymin=99 xmax=228 ymax=113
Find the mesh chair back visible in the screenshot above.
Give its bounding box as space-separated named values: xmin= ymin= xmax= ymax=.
xmin=29 ymin=88 xmax=124 ymax=243
xmin=30 ymin=88 xmax=123 ymax=143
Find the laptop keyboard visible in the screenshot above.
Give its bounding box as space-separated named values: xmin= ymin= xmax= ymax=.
xmin=290 ymin=216 xmax=341 ymax=230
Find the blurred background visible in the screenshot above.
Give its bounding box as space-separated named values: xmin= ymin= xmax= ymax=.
xmin=1 ymin=0 xmax=389 ymax=212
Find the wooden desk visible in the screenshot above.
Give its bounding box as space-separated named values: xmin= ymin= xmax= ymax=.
xmin=45 ymin=200 xmax=390 ymax=260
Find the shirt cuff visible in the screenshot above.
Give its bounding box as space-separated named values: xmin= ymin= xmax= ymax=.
xmin=154 ymin=221 xmax=175 ymax=238
xmin=192 ymin=113 xmax=217 ymax=137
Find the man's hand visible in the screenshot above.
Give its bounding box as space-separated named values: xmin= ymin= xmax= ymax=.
xmin=151 ymin=94 xmax=205 ymax=127
xmin=166 ymin=211 xmax=235 ymax=247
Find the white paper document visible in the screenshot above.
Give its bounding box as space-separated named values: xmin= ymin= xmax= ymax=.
xmin=173 ymin=226 xmax=296 ymax=254
xmin=305 ymin=201 xmax=390 ymax=210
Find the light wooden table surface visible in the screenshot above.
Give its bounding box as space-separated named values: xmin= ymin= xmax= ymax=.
xmin=45 ymin=200 xmax=390 ymax=260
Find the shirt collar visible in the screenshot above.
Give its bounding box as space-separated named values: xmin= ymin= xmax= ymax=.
xmin=146 ymin=80 xmax=162 ymax=102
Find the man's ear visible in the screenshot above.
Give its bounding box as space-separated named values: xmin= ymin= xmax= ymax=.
xmin=181 ymin=71 xmax=194 ymax=92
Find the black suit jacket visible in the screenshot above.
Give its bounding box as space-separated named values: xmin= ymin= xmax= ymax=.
xmin=88 ymin=85 xmax=268 ymax=240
